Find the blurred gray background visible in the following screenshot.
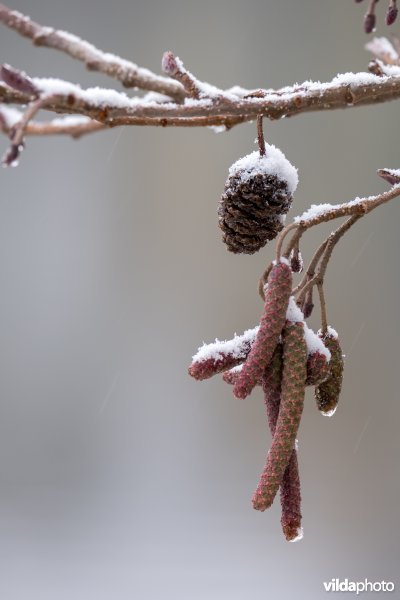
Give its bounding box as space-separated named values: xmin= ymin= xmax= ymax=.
xmin=0 ymin=1 xmax=399 ymax=598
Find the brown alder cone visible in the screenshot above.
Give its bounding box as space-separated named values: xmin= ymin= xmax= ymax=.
xmin=315 ymin=331 xmax=344 ymax=416
xmin=218 ymin=172 xmax=292 ymax=254
xmin=233 ymin=261 xmax=292 ymax=400
xmin=253 ymin=320 xmax=307 ymax=512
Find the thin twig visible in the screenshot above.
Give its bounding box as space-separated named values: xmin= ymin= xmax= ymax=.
xmin=294 ymin=215 xmax=362 ymax=301
xmin=265 ymin=186 xmax=400 ymax=311
xmin=293 ymin=239 xmax=329 ymax=298
xmin=162 ymin=52 xmax=203 ymax=99
xmin=276 ymin=223 xmax=299 ymax=262
xmin=317 ymin=283 xmax=328 ymax=335
xmin=24 ymin=118 xmax=105 ymax=138
xmin=0 ymin=3 xmax=185 ymax=101
xmin=283 ymin=223 xmax=306 ymax=259
xmin=257 ymin=115 xmax=266 ymax=157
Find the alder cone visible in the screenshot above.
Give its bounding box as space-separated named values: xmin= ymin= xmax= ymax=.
xmin=218 ymin=172 xmax=293 ymax=254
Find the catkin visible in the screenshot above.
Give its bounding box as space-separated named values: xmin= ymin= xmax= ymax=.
xmin=233 ymin=261 xmax=292 ymax=399
xmin=315 ymin=331 xmax=344 ymax=416
xmin=253 ymin=321 xmax=307 ymax=511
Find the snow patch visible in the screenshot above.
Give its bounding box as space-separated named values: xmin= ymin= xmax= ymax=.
xmin=0 ymin=105 xmax=22 ymax=127
xmin=228 ymin=145 xmax=299 ymax=194
xmin=304 ymin=326 xmax=331 ymax=361
xmin=286 ymin=297 xmax=304 ymax=323
xmin=321 ymin=406 xmax=338 ymax=417
xmin=289 ymin=527 xmax=304 ymax=543
xmin=192 ymin=326 xmax=259 ymax=363
xmin=366 ymin=37 xmax=399 ymax=61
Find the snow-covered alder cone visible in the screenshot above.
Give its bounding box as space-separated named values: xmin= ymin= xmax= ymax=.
xmin=218 ymin=145 xmax=298 ymax=254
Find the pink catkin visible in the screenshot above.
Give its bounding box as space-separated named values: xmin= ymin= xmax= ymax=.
xmin=222 ymin=368 xmax=242 ymax=385
xmin=261 ymin=344 xmax=302 ymax=541
xmin=189 ymin=352 xmax=248 ymax=381
xmin=253 ymin=321 xmax=307 ymax=512
xmin=233 ymin=262 xmax=292 ymax=399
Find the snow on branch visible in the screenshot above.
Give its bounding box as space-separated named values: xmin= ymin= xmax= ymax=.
xmin=2 ymin=5 xmax=400 ymax=165
xmin=0 ymin=3 xmax=185 ymax=101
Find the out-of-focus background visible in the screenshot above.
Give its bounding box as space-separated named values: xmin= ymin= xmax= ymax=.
xmin=0 ymin=1 xmax=399 ymax=598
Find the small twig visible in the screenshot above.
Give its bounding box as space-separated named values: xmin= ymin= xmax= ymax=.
xmin=0 ymin=3 xmax=185 ymax=101
xmin=2 ymin=94 xmax=59 ymax=165
xmin=258 ymin=263 xmax=273 ymax=301
xmin=162 ymin=52 xmax=203 ymax=99
xmin=24 ymin=117 xmax=105 ymax=138
xmin=317 ymin=283 xmax=328 ymax=335
xmin=294 ymin=215 xmax=362 ymax=301
xmin=283 ymin=223 xmax=306 ymax=259
xmin=293 ymin=239 xmax=329 ymax=298
xmin=268 ymin=185 xmax=400 ymax=312
xmin=257 ymin=115 xmax=266 ymax=157
xmin=276 ymin=222 xmax=299 ymax=262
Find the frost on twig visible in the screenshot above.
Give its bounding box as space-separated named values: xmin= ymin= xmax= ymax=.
xmin=2 ymin=4 xmax=400 ymax=165
xmin=0 ymin=3 xmax=185 ymax=100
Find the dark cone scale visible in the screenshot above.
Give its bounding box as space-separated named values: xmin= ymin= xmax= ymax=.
xmin=218 ymin=171 xmax=293 ymax=254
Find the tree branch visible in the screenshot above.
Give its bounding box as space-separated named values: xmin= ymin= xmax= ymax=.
xmin=0 ymin=3 xmax=186 ymax=101
xmin=2 ymin=6 xmax=400 ymax=168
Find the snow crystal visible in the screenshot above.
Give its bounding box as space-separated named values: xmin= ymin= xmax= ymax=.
xmin=294 ymin=203 xmax=335 ymax=223
xmin=31 ymin=77 xmax=176 ymax=111
xmin=365 ymin=37 xmax=399 ymax=61
xmin=142 ymin=91 xmax=174 ymax=104
xmin=286 ymin=296 xmax=304 ymax=323
xmin=279 ymin=213 xmax=287 ymax=225
xmin=0 ymin=105 xmax=22 ymax=127
xmin=374 ymin=61 xmax=400 ymax=77
xmin=381 ymin=167 xmax=400 ymax=179
xmin=228 ymin=145 xmax=299 ymax=194
xmin=192 ymin=326 xmax=259 ymax=363
xmin=273 ymin=257 xmax=290 ymax=268
xmin=294 ymin=196 xmax=367 ymax=224
xmin=229 ymin=364 xmax=244 ymax=373
xmin=289 ymin=527 xmax=304 ymax=543
xmin=325 ymin=326 xmax=338 ymax=339
xmin=208 ymin=125 xmax=227 ymax=134
xmin=331 ymin=71 xmax=383 ymax=87
xmin=50 ymin=115 xmax=93 ymax=127
xmin=224 ymin=85 xmax=250 ymax=98
xmin=321 ymin=406 xmax=338 ymax=417
xmin=304 ymin=325 xmax=331 ymax=361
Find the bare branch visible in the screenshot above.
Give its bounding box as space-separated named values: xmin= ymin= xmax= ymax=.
xmin=0 ymin=3 xmax=186 ymax=101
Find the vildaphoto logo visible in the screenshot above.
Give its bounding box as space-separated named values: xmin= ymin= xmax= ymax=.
xmin=323 ymin=579 xmax=395 ymax=594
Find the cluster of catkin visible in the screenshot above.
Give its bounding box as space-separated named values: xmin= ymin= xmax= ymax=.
xmin=189 ymin=260 xmax=344 ymax=541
